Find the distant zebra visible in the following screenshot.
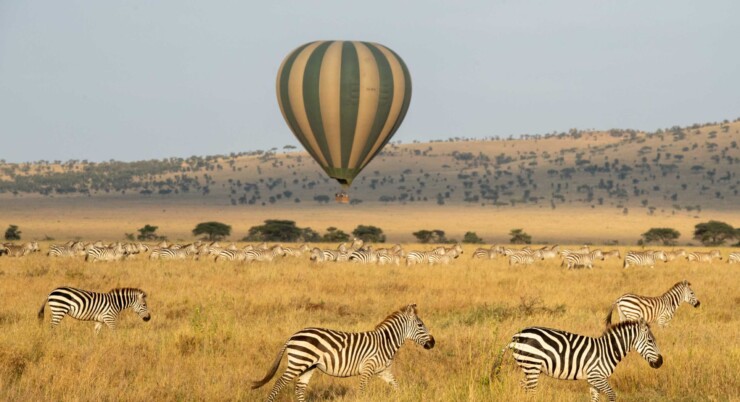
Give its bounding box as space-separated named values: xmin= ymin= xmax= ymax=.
xmin=282 ymin=243 xmax=311 ymax=257
xmin=561 ymin=250 xmax=604 ymax=270
xmin=623 ymin=250 xmax=667 ymax=269
xmin=245 ymin=245 xmax=285 ymax=263
xmin=538 ymin=246 xmax=560 ymax=260
xmin=377 ymin=251 xmax=402 ymax=266
xmin=492 ymin=319 xmax=662 ymax=402
xmin=605 ymin=280 xmax=700 ymax=328
xmin=428 ymin=253 xmax=455 ymax=265
xmin=349 ymin=248 xmax=378 ymax=264
xmin=252 ymin=304 xmax=435 ymax=402
xmin=38 ymin=286 xmax=151 ymax=334
xmin=309 ymin=248 xmax=349 ymax=263
xmin=405 ymin=247 xmax=446 ymax=266
xmin=48 ymin=244 xmax=86 ymax=258
xmin=602 ymin=250 xmax=621 ymax=260
xmin=472 ymin=245 xmax=499 ymax=259
xmin=85 ymin=245 xmax=127 ymax=262
xmin=728 ymin=252 xmax=740 ymax=264
xmin=215 ymin=248 xmax=249 ymax=262
xmin=687 ymin=250 xmax=722 ymax=263
xmin=3 ymin=242 xmax=36 ymax=257
xmin=664 ymin=249 xmax=686 ymax=262
xmin=508 ymin=250 xmax=543 ymax=266
xmin=150 ymin=244 xmax=198 ymax=260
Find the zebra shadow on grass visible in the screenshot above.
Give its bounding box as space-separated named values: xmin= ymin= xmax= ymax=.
xmin=307 ymin=383 xmax=350 ymax=400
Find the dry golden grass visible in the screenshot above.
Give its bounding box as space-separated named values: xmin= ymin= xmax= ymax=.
xmin=0 ymin=243 xmax=738 ymax=401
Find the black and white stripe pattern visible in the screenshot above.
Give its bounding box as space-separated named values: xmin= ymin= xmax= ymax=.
xmin=349 ymin=247 xmax=378 ymax=264
xmin=150 ymin=244 xmax=198 ymax=260
xmin=309 ymin=248 xmax=349 ymax=263
xmin=245 ymin=245 xmax=285 ymax=263
xmin=561 ymin=250 xmax=604 ymax=270
xmin=38 ymin=286 xmax=151 ymax=334
xmin=48 ymin=243 xmax=86 ymax=258
xmin=405 ymin=247 xmax=446 ymax=266
xmin=728 ymin=252 xmax=740 ymax=264
xmin=251 ymin=304 xmax=434 ymax=402
xmin=686 ymin=250 xmax=722 ymax=263
xmin=85 ymin=245 xmax=127 ymax=262
xmin=494 ymin=319 xmax=662 ymax=402
xmin=508 ymin=250 xmax=543 ymax=266
xmin=605 ymin=280 xmax=700 ymax=328
xmin=623 ymin=250 xmax=667 ymax=269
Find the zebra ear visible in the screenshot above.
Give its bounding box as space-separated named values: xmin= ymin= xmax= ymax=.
xmin=405 ymin=304 xmax=418 ymax=315
xmin=684 ymin=279 xmax=691 ymax=286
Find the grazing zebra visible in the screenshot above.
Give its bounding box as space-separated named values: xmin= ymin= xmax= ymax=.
xmin=687 ymin=250 xmax=722 ymax=263
xmin=664 ymin=249 xmax=686 ymax=262
xmin=728 ymin=252 xmax=740 ymax=264
xmin=252 ymin=304 xmax=435 ymax=402
xmin=605 ymin=280 xmax=700 ymax=328
xmin=405 ymin=247 xmax=446 ymax=266
xmin=492 ymin=319 xmax=662 ymax=402
xmin=38 ymin=286 xmax=151 ymax=334
xmin=48 ymin=244 xmax=86 ymax=258
xmin=623 ymin=250 xmax=667 ymax=269
xmin=85 ymin=245 xmax=127 ymax=262
xmin=561 ymin=250 xmax=604 ymax=270
xmin=508 ymin=250 xmax=543 ymax=266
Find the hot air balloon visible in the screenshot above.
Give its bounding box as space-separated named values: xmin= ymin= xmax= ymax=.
xmin=276 ymin=41 xmax=412 ymax=203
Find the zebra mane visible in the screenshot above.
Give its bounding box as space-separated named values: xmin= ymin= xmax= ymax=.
xmin=108 ymin=287 xmax=146 ymax=297
xmin=374 ymin=305 xmax=417 ymax=330
xmin=672 ymin=280 xmax=690 ymax=289
xmin=602 ymin=319 xmax=642 ymax=336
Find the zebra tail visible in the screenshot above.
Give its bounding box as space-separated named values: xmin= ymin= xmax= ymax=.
xmin=489 ymin=345 xmax=511 ymax=382
xmin=37 ymin=299 xmax=46 ymax=322
xmin=251 ymin=343 xmax=287 ymax=389
xmin=604 ymin=303 xmax=615 ymax=327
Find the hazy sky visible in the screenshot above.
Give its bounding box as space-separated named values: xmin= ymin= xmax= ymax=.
xmin=1 ymin=1 xmax=738 ymax=163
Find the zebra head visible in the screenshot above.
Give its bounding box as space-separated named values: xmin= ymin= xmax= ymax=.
xmin=681 ymin=280 xmax=701 ymax=308
xmin=654 ymin=250 xmax=667 ymax=262
xmin=633 ymin=319 xmax=662 ymax=369
xmin=132 ymin=290 xmax=151 ymax=322
xmin=401 ymin=304 xmax=435 ymax=350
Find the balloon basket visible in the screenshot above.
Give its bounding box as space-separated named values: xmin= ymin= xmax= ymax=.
xmin=335 ymin=192 xmax=350 ymax=204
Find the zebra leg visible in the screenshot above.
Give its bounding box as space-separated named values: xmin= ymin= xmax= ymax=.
xmin=377 ymin=369 xmax=399 ymax=389
xmin=294 ymin=368 xmax=315 ymax=402
xmin=588 ymin=375 xmax=616 ymax=402
xmin=520 ymin=366 xmax=541 ymax=392
xmin=266 ymin=370 xmax=299 ymax=402
xmin=94 ymin=322 xmax=104 ymax=335
xmin=358 ymin=366 xmax=376 ymax=393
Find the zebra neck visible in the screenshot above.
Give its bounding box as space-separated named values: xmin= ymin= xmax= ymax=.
xmin=602 ymin=327 xmax=633 ymax=365
xmin=373 ymin=322 xmax=405 ymax=354
xmin=107 ymin=291 xmax=132 ymax=311
xmin=660 ymin=287 xmax=682 ymax=310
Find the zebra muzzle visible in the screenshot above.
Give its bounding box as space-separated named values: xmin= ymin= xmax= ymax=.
xmin=650 ymin=355 xmax=663 ymax=369
xmin=424 ymin=336 xmax=436 ymax=350
xmin=143 ymin=314 xmax=151 ymax=322
xmin=694 ymin=301 xmax=701 ymax=308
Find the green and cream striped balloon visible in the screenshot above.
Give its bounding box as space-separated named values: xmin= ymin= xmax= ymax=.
xmin=276 ymin=41 xmax=412 ymax=189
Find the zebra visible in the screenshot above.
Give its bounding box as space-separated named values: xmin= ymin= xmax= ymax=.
xmin=309 ymin=248 xmax=349 ymax=263
xmin=349 ymin=247 xmax=379 ymax=264
xmin=538 ymin=246 xmax=560 ymax=260
xmin=251 ymin=304 xmax=434 ymax=402
xmin=38 ymin=286 xmax=151 ymax=334
xmin=215 ymin=248 xmax=249 ymax=262
xmin=405 ymin=247 xmax=446 ymax=266
xmin=508 ymin=250 xmax=543 ymax=266
xmin=245 ymin=245 xmax=285 ymax=263
xmin=728 ymin=252 xmax=740 ymax=264
xmin=664 ymin=249 xmax=686 ymax=262
xmin=605 ymin=280 xmax=700 ymax=328
xmin=48 ymin=244 xmax=86 ymax=258
xmin=3 ymin=242 xmax=36 ymax=257
xmin=150 ymin=244 xmax=198 ymax=260
xmin=561 ymin=250 xmax=604 ymax=270
xmin=377 ymin=251 xmax=402 ymax=266
xmin=687 ymin=250 xmax=722 ymax=263
xmin=623 ymin=250 xmax=667 ymax=269
xmin=472 ymin=245 xmax=499 ymax=259
xmin=602 ymin=250 xmax=621 ymax=260
xmin=428 ymin=253 xmax=456 ymax=265
xmin=282 ymin=243 xmax=311 ymax=257
xmin=85 ymin=245 xmax=127 ymax=262
xmin=492 ymin=319 xmax=662 ymax=402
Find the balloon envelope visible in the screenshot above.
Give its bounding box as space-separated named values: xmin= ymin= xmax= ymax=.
xmin=276 ymin=41 xmax=412 ymax=188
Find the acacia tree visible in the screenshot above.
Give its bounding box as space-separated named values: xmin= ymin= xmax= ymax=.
xmin=509 ymin=228 xmax=532 ymax=244
xmin=641 ymin=228 xmax=680 ymax=246
xmin=412 ymin=229 xmax=447 ymax=243
xmin=137 ymin=225 xmax=161 ymax=241
xmin=323 ymin=227 xmax=350 ymax=242
xmin=693 ymin=220 xmax=737 ymax=246
xmin=4 ymin=225 xmax=21 ymax=241
xmin=192 ymin=221 xmax=231 ymax=241
xmin=352 ymin=225 xmax=386 ymax=243
xmin=463 ymin=231 xmax=484 ymax=244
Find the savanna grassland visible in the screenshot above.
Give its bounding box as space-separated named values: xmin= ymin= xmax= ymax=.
xmin=0 ymin=244 xmax=738 ymax=402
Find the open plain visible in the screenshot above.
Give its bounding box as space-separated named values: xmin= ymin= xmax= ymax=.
xmin=0 ymin=243 xmax=737 ymax=401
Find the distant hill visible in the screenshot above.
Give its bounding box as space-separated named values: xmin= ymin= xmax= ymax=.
xmin=2 ymin=119 xmax=739 ymax=215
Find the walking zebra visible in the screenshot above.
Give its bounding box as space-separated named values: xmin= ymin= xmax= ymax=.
xmin=623 ymin=250 xmax=667 ymax=269
xmin=561 ymin=250 xmax=604 ymax=270
xmin=686 ymin=250 xmax=722 ymax=263
xmin=728 ymin=252 xmax=740 ymax=264
xmin=602 ymin=250 xmax=621 ymax=260
xmin=472 ymin=245 xmax=500 ymax=259
xmin=605 ymin=280 xmax=700 ymax=328
xmin=38 ymin=286 xmax=151 ymax=334
xmin=492 ymin=319 xmax=662 ymax=402
xmin=508 ymin=250 xmax=543 ymax=266
xmin=309 ymin=248 xmax=349 ymax=263
xmin=150 ymin=244 xmax=198 ymax=260
xmin=405 ymin=247 xmax=446 ymax=266
xmin=245 ymin=245 xmax=285 ymax=263
xmin=282 ymin=244 xmax=311 ymax=257
xmin=85 ymin=245 xmax=127 ymax=262
xmin=48 ymin=243 xmax=86 ymax=258
xmin=664 ymin=249 xmax=686 ymax=262
xmin=251 ymin=304 xmax=435 ymax=402
xmin=3 ymin=242 xmax=36 ymax=257
xmin=349 ymin=248 xmax=379 ymax=264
